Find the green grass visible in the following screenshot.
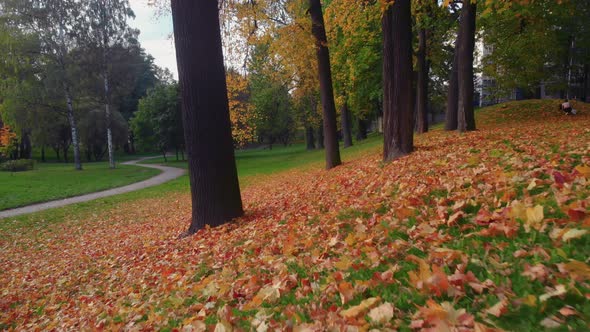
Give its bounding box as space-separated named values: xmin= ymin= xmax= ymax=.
xmin=0 ymin=162 xmax=160 ymax=210
xmin=0 ymin=134 xmax=384 ymax=228
xmin=143 ymin=133 xmax=384 ymax=181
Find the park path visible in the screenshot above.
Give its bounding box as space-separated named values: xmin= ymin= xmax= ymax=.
xmin=0 ymin=157 xmax=185 ymax=219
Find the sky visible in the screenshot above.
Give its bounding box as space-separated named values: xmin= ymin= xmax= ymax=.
xmin=128 ymin=0 xmax=178 ymax=79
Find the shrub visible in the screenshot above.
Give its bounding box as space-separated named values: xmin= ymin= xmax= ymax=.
xmin=0 ymin=159 xmax=35 ymax=172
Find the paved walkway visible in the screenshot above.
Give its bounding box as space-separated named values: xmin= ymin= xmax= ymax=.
xmin=0 ymin=157 xmax=186 ymax=219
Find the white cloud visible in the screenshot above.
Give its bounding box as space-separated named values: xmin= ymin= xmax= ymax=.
xmin=128 ymin=0 xmax=178 ymax=78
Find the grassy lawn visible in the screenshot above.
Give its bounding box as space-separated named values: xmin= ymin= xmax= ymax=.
xmin=0 ymin=162 xmax=160 ymax=210
xmin=143 ymin=133 xmax=384 ymax=184
xmin=1 ymin=100 xmax=590 ymax=330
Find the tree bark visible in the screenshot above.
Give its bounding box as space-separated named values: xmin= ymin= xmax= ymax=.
xmin=341 ymin=100 xmax=353 ymax=148
xmin=104 ymin=72 xmax=115 ymax=169
xmin=583 ymin=64 xmax=589 ymax=102
xmin=305 ymin=126 xmax=315 ymax=150
xmin=445 ymin=31 xmax=460 ymax=131
xmin=457 ymin=0 xmax=477 ymax=132
xmin=356 ymin=118 xmax=367 ymax=141
xmin=64 ymin=87 xmax=82 ymax=170
xmin=382 ymin=0 xmax=414 ymax=162
xmin=316 ymin=124 xmax=324 ymax=149
xmin=171 ymin=0 xmax=243 ymax=234
xmin=416 ymin=28 xmax=429 ymax=134
xmin=309 ymin=0 xmax=341 ymax=169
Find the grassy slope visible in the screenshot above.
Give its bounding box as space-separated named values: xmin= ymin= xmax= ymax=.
xmin=0 ymin=162 xmax=160 ymax=210
xmin=1 ymin=100 xmax=589 ymax=330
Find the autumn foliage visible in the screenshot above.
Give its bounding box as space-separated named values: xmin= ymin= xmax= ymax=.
xmin=0 ymin=124 xmax=16 ymax=158
xmin=226 ymin=71 xmax=256 ymax=147
xmin=1 ymin=100 xmax=590 ymax=330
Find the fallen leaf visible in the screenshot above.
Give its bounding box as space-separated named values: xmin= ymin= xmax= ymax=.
xmin=561 ymin=229 xmax=587 ymax=241
xmin=340 ymin=297 xmax=380 ymax=318
xmin=485 ymin=299 xmax=508 ymax=317
xmin=539 ymin=285 xmax=566 ymax=302
xmin=367 ymin=302 xmax=394 ymax=325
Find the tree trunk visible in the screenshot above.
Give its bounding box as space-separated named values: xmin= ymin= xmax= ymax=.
xmin=583 ymin=64 xmax=589 ymax=102
xmin=457 ymin=0 xmax=477 ymax=132
xmin=341 ymin=100 xmax=353 ymax=148
xmin=63 ymin=144 xmax=69 ymax=163
xmin=41 ymin=146 xmax=45 ymax=162
xmin=104 ymin=73 xmax=115 ymax=169
xmin=356 ymin=118 xmax=367 ymax=141
xmin=162 ymin=149 xmax=168 ymax=162
xmin=171 ymin=0 xmax=243 ymax=234
xmin=416 ymin=28 xmax=429 ymax=134
xmin=64 ymin=87 xmax=82 ymax=170
xmin=54 ymin=147 xmax=60 ymax=162
xmin=316 ymin=124 xmax=324 ymax=149
xmin=309 ymin=0 xmax=341 ymax=169
xmin=445 ymin=31 xmax=460 ymax=131
xmin=382 ymin=0 xmax=414 ymax=162
xmin=19 ymin=129 xmax=32 ymax=159
xmin=305 ymin=126 xmax=315 ymax=150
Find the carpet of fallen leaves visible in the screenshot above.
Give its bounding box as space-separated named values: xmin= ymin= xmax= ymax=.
xmin=1 ymin=100 xmax=590 ymax=331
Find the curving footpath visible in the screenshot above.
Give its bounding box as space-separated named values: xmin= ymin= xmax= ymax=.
xmin=0 ymin=157 xmax=185 ymax=219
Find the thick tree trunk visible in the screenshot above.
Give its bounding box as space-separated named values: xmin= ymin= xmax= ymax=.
xmin=457 ymin=1 xmax=477 ymax=132
xmin=583 ymin=64 xmax=589 ymax=102
xmin=305 ymin=126 xmax=315 ymax=150
xmin=356 ymin=117 xmax=367 ymax=141
xmin=309 ymin=0 xmax=341 ymax=169
xmin=341 ymin=100 xmax=353 ymax=148
xmin=104 ymin=73 xmax=115 ymax=169
xmin=64 ymin=87 xmax=82 ymax=170
xmin=316 ymin=124 xmax=324 ymax=149
xmin=416 ymin=28 xmax=429 ymax=134
xmin=171 ymin=0 xmax=243 ymax=234
xmin=382 ymin=0 xmax=414 ymax=162
xmin=445 ymin=32 xmax=460 ymax=131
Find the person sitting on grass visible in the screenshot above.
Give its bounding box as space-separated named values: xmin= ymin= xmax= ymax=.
xmin=560 ymin=99 xmax=573 ymax=115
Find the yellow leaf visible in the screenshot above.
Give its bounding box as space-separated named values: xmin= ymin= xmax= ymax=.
xmin=539 ymin=284 xmax=566 ymax=302
xmin=561 ymin=229 xmax=588 ymax=242
xmin=575 ymin=165 xmax=590 ymax=178
xmin=525 ymin=205 xmax=544 ymax=231
xmin=340 ymin=297 xmax=381 ymax=318
xmin=334 ymin=256 xmax=352 ymax=270
xmin=345 ymin=233 xmax=356 ymax=246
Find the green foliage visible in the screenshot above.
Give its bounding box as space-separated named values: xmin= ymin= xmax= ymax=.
xmin=78 ymin=109 xmax=128 ymax=161
xmin=0 ymin=159 xmax=35 ymax=172
xmin=131 ymin=83 xmax=184 ymax=154
xmin=249 ymin=43 xmax=297 ymax=147
xmin=479 ymin=0 xmax=590 ymax=98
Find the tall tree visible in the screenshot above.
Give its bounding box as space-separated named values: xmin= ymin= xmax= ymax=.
xmin=1 ymin=0 xmax=84 ymax=169
xmin=84 ymin=0 xmax=134 ymax=169
xmin=171 ymin=0 xmax=243 ymax=235
xmin=382 ymin=0 xmax=414 ymax=162
xmin=309 ymin=0 xmax=341 ymax=169
xmin=340 ymin=99 xmax=353 ymax=148
xmin=415 ymin=27 xmax=429 ymax=134
xmin=445 ymin=31 xmax=460 ymax=131
xmin=457 ymin=0 xmax=477 ymax=132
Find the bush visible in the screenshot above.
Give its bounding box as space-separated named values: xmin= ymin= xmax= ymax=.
xmin=0 ymin=159 xmax=35 ymax=172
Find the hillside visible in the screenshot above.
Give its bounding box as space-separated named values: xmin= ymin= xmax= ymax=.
xmin=1 ymin=99 xmax=589 ymax=331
